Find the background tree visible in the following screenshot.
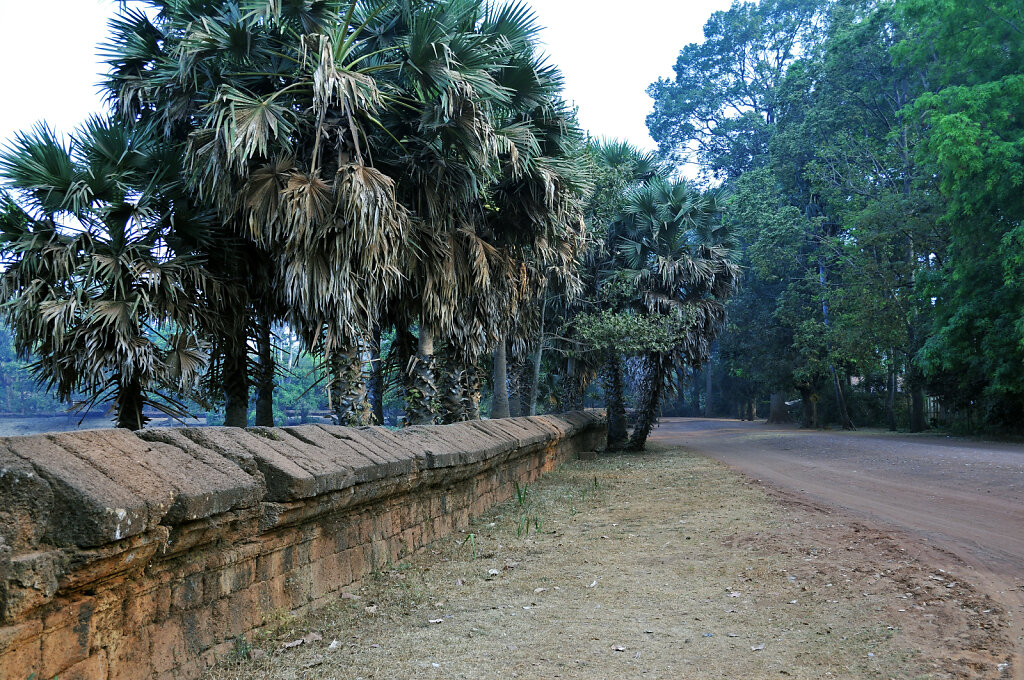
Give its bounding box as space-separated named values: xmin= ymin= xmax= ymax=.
xmin=0 ymin=119 xmax=209 ymax=429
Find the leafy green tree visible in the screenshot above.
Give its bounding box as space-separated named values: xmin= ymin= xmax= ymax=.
xmin=896 ymin=0 xmax=1024 ymax=428
xmin=646 ymin=0 xmax=826 ymax=179
xmin=718 ymin=168 xmax=812 ymax=423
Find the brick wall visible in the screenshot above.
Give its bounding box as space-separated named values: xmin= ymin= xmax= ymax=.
xmin=0 ymin=413 xmax=605 ymax=680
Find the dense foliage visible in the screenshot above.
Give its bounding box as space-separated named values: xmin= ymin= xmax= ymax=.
xmin=649 ymin=0 xmax=1024 ymax=432
xmin=0 ymin=0 xmax=737 ymax=447
xmin=7 ymin=0 xmax=1012 ymax=438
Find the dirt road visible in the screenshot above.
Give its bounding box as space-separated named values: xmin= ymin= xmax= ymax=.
xmin=208 ymin=443 xmax=1010 ymax=680
xmin=651 ymin=418 xmax=1024 ymax=677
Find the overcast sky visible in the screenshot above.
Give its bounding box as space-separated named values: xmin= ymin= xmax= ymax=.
xmin=0 ymin=0 xmax=733 ymax=151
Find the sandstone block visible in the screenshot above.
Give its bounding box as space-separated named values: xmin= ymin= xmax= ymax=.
xmin=247 ymin=427 xmax=357 ymax=498
xmin=0 ymin=448 xmax=53 ymax=554
xmin=183 ymin=428 xmax=318 ymax=502
xmin=3 ymin=551 xmax=63 ymax=621
xmin=4 ymin=435 xmax=150 ymax=547
xmin=108 ymin=627 xmax=154 ymax=680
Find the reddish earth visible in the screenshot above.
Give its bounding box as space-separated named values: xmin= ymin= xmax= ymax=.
xmin=651 ymin=418 xmax=1024 ymax=679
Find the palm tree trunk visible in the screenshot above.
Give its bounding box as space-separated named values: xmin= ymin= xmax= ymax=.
xmin=331 ymin=343 xmax=371 ymax=426
xmin=528 ymin=303 xmax=545 ymax=416
xmin=491 ymin=337 xmax=510 ymax=419
xmin=564 ymin=357 xmax=583 ymax=411
xmin=254 ymin=311 xmax=275 ymax=427
xmin=396 ymin=324 xmax=414 ymax=423
xmin=405 ymin=323 xmax=437 ymax=425
xmin=604 ymin=352 xmax=628 ymax=450
xmin=369 ymin=326 xmax=384 ymax=425
xmin=508 ymin=359 xmax=522 ymax=418
xmin=115 ymin=377 xmax=147 ymax=430
xmin=223 ymin=323 xmax=249 ymax=427
xmin=466 ymin=361 xmax=482 ymax=420
xmin=627 ymin=352 xmax=668 ymax=451
xmin=440 ymin=350 xmax=469 ymax=424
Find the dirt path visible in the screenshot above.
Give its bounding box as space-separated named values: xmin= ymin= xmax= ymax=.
xmin=650 ymin=418 xmax=1024 ymax=679
xmin=207 ymin=446 xmax=1010 ymax=679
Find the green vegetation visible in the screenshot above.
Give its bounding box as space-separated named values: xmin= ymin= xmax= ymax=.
xmin=4 ymin=0 xmax=1015 ymax=437
xmin=648 ymin=0 xmax=1024 ymax=433
xmin=0 ymin=0 xmax=736 ymax=446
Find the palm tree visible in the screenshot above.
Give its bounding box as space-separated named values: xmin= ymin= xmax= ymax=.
xmin=0 ymin=119 xmax=210 ymax=429
xmin=102 ymin=0 xmax=409 ymax=424
xmin=358 ymin=0 xmax=586 ymax=422
xmin=615 ymin=179 xmax=739 ymax=450
xmin=95 ymin=0 xmax=587 ymax=428
xmin=559 ymin=140 xmax=669 ymax=443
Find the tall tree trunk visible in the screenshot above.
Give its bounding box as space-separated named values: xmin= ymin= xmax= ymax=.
xmin=818 ymin=257 xmax=855 ymax=431
xmin=527 ymin=303 xmax=546 ymax=416
xmin=439 ymin=349 xmax=469 ymax=424
xmin=830 ymin=366 xmax=855 ymax=431
xmin=798 ymin=386 xmax=814 ymax=429
xmin=254 ymin=311 xmax=275 ymax=427
xmin=900 ymin=78 xmax=927 ymax=435
xmin=564 ymin=357 xmax=584 ymax=411
xmin=508 ymin=357 xmax=522 ymax=418
xmin=768 ymin=393 xmax=789 ymax=423
xmin=910 ymin=381 xmax=926 ymax=432
xmin=405 ymin=323 xmax=437 ymax=425
xmin=491 ymin=337 xmax=510 ymax=419
xmin=886 ymin=364 xmax=897 ymax=431
xmin=223 ymin=320 xmax=249 ymax=427
xmin=369 ymin=325 xmax=383 ymax=425
xmin=466 ymin=361 xmax=482 ymax=420
xmin=604 ymin=352 xmax=628 ymax=450
xmin=331 ymin=343 xmax=371 ymax=426
xmin=396 ymin=324 xmax=415 ymax=423
xmin=518 ymin=361 xmax=532 ymax=416
xmin=627 ymin=352 xmax=668 ymax=451
xmin=690 ymin=367 xmax=700 ymax=416
xmin=704 ymin=362 xmax=713 ymax=417
xmin=675 ymin=365 xmax=687 ymax=414
xmin=115 ymin=377 xmax=147 ymax=430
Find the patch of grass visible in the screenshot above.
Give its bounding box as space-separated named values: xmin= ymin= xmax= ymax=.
xmin=513 ymin=480 xmax=529 ymax=506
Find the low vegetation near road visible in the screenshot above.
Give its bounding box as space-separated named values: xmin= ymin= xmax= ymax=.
xmin=207 ymin=446 xmax=1010 ymax=679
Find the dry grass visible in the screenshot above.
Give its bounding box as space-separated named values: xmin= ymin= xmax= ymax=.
xmin=205 ymin=444 xmax=1008 ymax=679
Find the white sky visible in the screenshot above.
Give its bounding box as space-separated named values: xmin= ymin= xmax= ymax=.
xmin=0 ymin=0 xmax=734 ymax=152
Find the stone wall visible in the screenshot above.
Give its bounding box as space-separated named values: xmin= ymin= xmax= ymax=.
xmin=0 ymin=413 xmax=605 ymax=680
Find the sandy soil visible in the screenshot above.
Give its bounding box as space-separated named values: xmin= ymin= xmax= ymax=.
xmin=650 ymin=419 xmax=1024 ymax=679
xmin=206 ymin=443 xmax=1011 ymax=679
